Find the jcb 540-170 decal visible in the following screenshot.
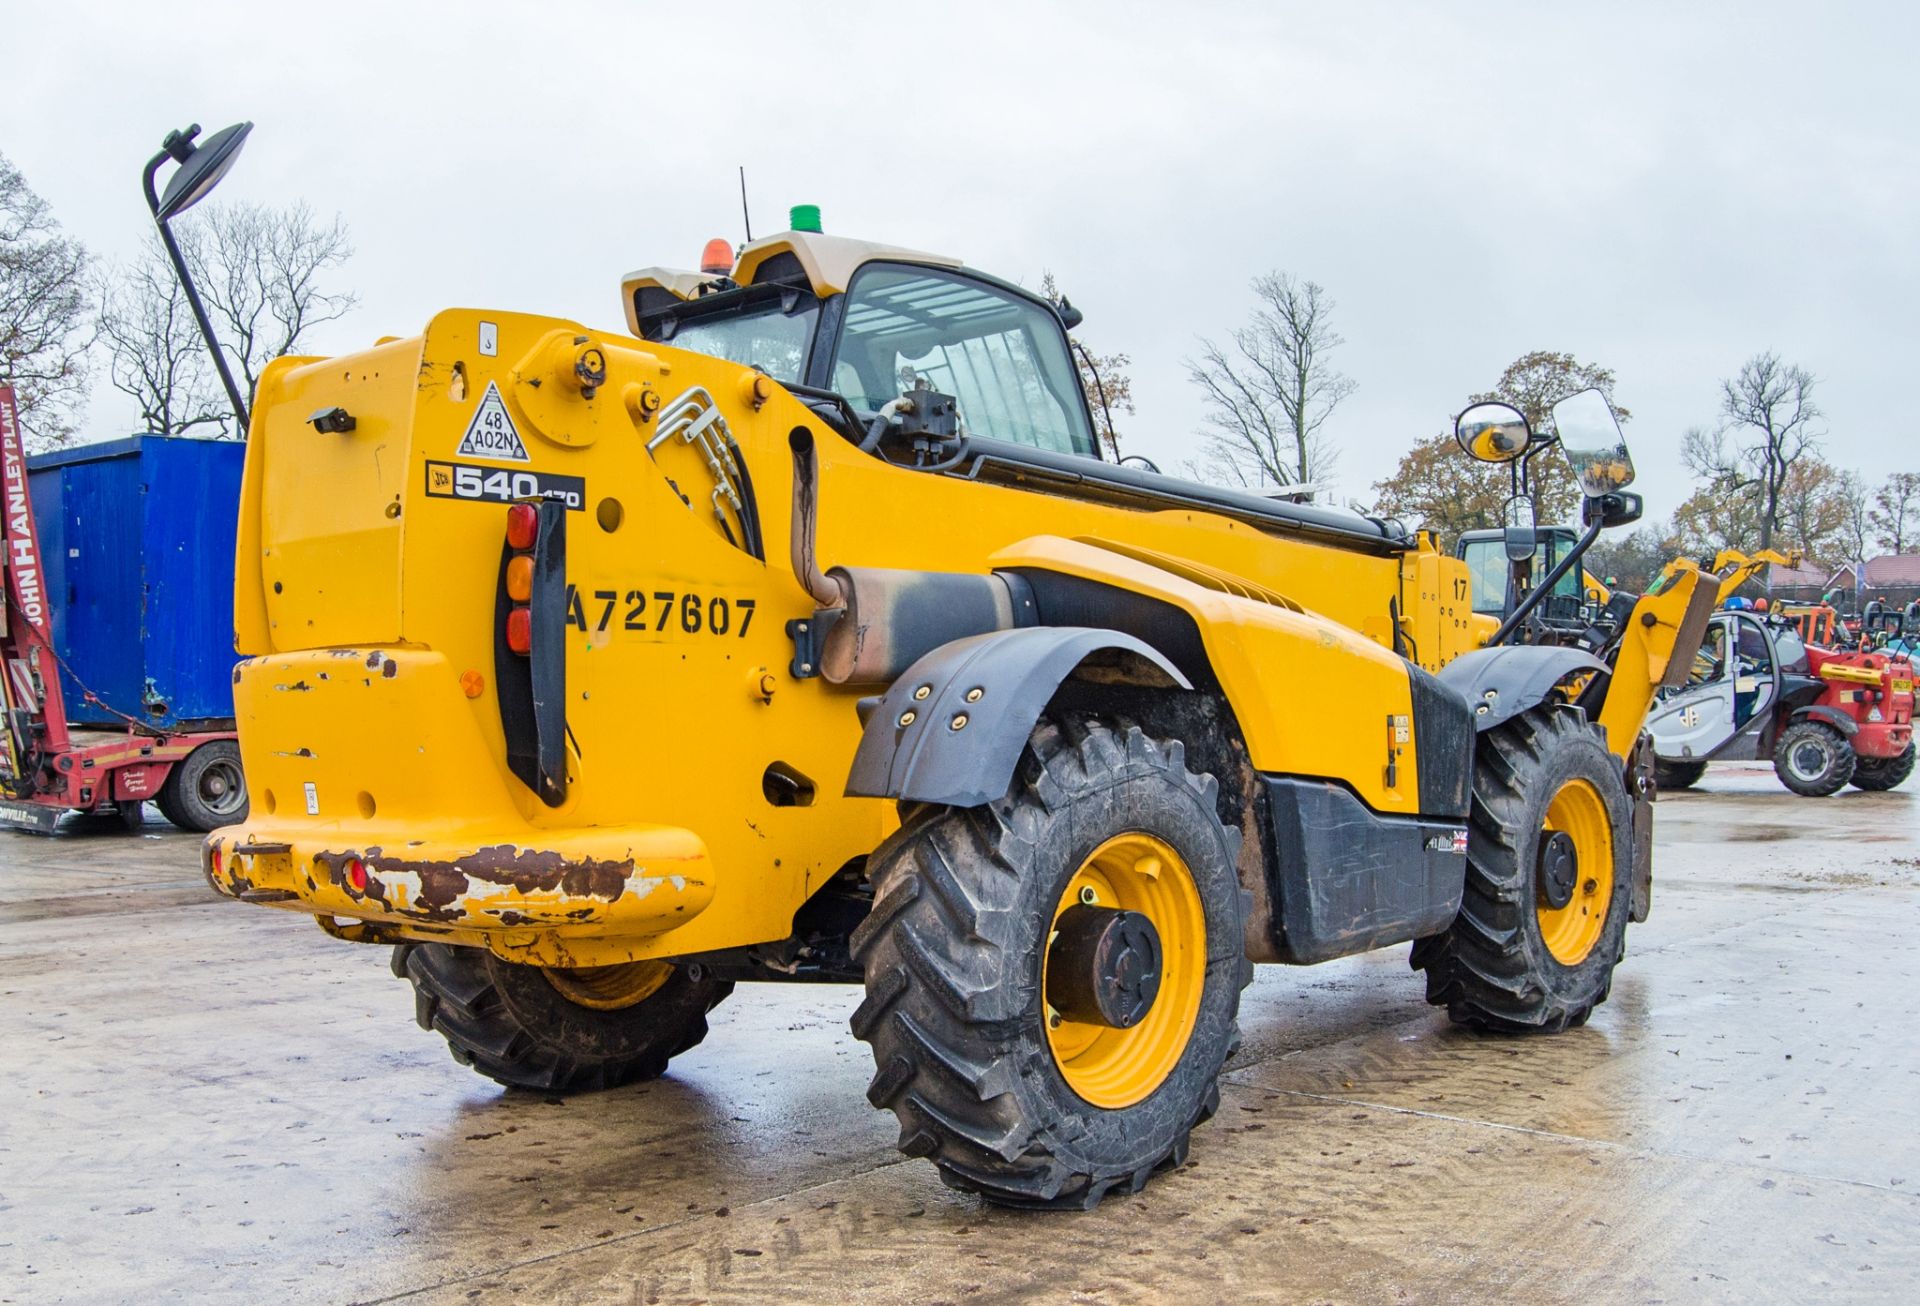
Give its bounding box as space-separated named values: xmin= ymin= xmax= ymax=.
xmin=425 ymin=461 xmax=584 ymax=510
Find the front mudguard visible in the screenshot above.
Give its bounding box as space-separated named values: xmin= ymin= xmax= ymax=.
xmin=1436 ymin=645 xmax=1607 ymax=732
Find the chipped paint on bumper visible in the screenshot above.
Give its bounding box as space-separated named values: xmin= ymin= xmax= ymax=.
xmin=204 ymin=823 xmax=713 ymax=934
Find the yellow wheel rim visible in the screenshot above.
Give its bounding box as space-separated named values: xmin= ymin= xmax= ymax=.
xmin=1536 ymin=779 xmax=1614 ymax=966
xmin=541 ymin=959 xmax=673 ymax=1010
xmin=1043 ymin=833 xmax=1206 ymax=1109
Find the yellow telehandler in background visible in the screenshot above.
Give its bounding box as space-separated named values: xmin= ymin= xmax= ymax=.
xmin=164 ymin=125 xmax=1711 ymax=1207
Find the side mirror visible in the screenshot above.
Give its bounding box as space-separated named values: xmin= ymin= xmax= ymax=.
xmin=1502 ymin=494 xmax=1537 ymax=560
xmin=1455 ymin=402 xmax=1531 ymax=463
xmin=1551 ymin=387 xmax=1635 ymax=497
xmin=154 ymin=122 xmax=253 ymax=221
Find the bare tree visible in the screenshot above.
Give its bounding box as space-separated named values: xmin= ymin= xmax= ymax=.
xmin=1870 ymin=471 xmax=1920 ymax=554
xmin=1187 ymin=273 xmax=1354 ymax=493
xmin=96 ymin=235 xmax=228 ymax=437
xmin=1836 ymin=468 xmax=1873 ymax=562
xmin=0 ymin=154 xmax=92 ymax=447
xmin=182 ymin=201 xmax=356 ymax=398
xmin=96 ymin=201 xmax=355 ymax=439
xmin=1695 ymin=352 xmax=1823 ymax=551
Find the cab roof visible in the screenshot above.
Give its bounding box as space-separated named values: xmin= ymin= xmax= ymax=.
xmin=620 ymin=230 xmax=965 ymax=337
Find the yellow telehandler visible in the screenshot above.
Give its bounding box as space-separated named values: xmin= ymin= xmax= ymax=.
xmin=167 ymin=125 xmax=1710 ymax=1205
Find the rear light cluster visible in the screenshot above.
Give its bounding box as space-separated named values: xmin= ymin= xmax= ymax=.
xmin=505 ymin=503 xmax=538 ymax=655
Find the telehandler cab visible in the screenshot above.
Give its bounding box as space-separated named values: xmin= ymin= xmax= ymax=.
xmin=196 ymin=187 xmax=1711 ymax=1205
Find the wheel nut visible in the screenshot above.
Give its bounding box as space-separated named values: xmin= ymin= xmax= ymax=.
xmin=913 ymin=684 xmax=932 ymax=701
xmin=964 ymin=687 xmax=984 ymax=703
xmin=950 ymin=713 xmax=968 ymax=731
xmin=899 ymin=710 xmax=917 ymax=727
xmin=1079 ymin=886 xmax=1098 ymax=905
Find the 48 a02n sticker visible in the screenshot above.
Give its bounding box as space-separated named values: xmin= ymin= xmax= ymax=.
xmin=425 ymin=461 xmax=584 ymax=510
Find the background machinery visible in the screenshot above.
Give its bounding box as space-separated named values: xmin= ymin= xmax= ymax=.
xmin=1 ymin=387 xmax=249 ymax=833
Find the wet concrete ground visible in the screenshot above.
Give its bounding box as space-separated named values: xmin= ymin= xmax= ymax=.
xmin=3 ymin=764 xmax=1916 ymax=1304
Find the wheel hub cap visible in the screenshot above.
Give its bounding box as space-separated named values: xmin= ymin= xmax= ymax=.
xmin=1537 ymin=830 xmax=1579 ymax=910
xmin=1045 ymin=905 xmax=1163 ymax=1029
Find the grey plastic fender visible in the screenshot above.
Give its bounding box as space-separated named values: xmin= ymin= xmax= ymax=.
xmin=845 ymin=626 xmax=1191 ymax=806
xmin=1436 ymin=644 xmax=1607 ymax=731
xmin=1794 ymin=704 xmax=1859 ymax=737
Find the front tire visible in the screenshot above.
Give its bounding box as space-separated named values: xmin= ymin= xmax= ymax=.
xmin=1653 ymin=758 xmax=1706 ymax=791
xmin=1773 ymin=720 xmax=1854 ymax=797
xmin=392 ymin=943 xmax=732 ymax=1092
xmin=850 ymin=717 xmax=1250 ymax=1209
xmin=1850 ymin=744 xmax=1915 ymax=792
xmin=1412 ymin=707 xmax=1633 ymax=1034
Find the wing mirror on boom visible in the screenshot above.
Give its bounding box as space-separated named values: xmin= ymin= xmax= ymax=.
xmin=1551 ymin=387 xmax=1635 ymax=498
xmin=1455 ymin=402 xmax=1531 ymax=463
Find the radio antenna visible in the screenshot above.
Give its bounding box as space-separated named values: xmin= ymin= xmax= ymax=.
xmin=739 ymin=166 xmax=753 ymax=244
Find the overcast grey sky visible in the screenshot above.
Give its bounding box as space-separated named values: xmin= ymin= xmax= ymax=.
xmin=5 ymin=1 xmax=1916 ymax=523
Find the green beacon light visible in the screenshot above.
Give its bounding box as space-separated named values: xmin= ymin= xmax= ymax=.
xmin=790 ymin=204 xmax=823 ymax=234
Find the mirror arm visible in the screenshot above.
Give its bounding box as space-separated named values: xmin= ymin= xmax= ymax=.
xmin=143 ymin=142 xmax=251 ymax=435
xmin=1489 ymin=514 xmax=1604 ymax=646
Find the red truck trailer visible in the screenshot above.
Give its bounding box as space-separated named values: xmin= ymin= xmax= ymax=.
xmin=1 ymin=386 xmax=247 ymax=833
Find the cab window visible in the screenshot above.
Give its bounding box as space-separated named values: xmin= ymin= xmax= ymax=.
xmin=1734 ymin=617 xmax=1773 ymax=673
xmin=832 ymin=265 xmax=1096 ymax=457
xmin=1690 ymin=622 xmax=1729 ymax=686
xmin=1460 ymin=539 xmax=1510 ymax=617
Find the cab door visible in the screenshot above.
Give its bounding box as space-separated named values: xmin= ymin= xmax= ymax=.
xmin=1647 ymin=612 xmax=1781 ymax=761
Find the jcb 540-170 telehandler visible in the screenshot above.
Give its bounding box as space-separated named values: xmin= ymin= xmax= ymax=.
xmin=187 ymin=162 xmax=1710 ymax=1204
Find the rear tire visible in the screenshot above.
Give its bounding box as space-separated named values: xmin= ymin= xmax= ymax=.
xmin=1850 ymin=744 xmax=1915 ymax=792
xmin=850 ymin=716 xmax=1250 ymax=1209
xmin=1773 ymin=720 xmax=1855 ymax=797
xmin=392 ymin=943 xmax=732 ymax=1092
xmin=1652 ymin=758 xmax=1706 ymax=791
xmin=157 ymin=740 xmax=249 ymax=832
xmin=1412 ymin=707 xmax=1633 ymax=1034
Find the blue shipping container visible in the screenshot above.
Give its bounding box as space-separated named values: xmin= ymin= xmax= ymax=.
xmin=26 ymin=435 xmax=244 ymax=730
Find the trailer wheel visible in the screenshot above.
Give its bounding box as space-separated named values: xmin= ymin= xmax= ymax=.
xmin=392 ymin=943 xmax=732 ymax=1093
xmin=1412 ymin=707 xmax=1633 ymax=1034
xmin=1652 ymin=758 xmax=1706 ymax=791
xmin=1773 ymin=720 xmax=1854 ymax=797
xmin=1850 ymin=744 xmax=1915 ymax=792
xmin=157 ymin=740 xmax=249 ymax=832
xmin=850 ymin=716 xmax=1250 ymax=1210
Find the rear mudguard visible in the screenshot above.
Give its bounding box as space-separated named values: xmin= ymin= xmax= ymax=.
xmin=1436 ymin=645 xmax=1606 ymax=731
xmin=1794 ymin=704 xmax=1859 ymax=738
xmin=845 ymin=626 xmax=1189 ymax=806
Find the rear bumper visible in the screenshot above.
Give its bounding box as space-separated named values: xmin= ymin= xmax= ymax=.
xmin=1855 ymin=722 xmax=1912 ymax=760
xmin=210 ymin=646 xmax=715 ymax=961
xmin=204 ymin=822 xmax=713 ymax=936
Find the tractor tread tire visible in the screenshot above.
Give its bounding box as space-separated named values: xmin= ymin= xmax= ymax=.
xmin=392 ymin=942 xmax=731 ymax=1094
xmin=1411 ymin=707 xmax=1633 ymax=1035
xmin=1773 ymin=720 xmax=1855 ymax=797
xmin=1849 ymin=744 xmax=1915 ymax=792
xmin=851 ymin=716 xmax=1251 ymax=1211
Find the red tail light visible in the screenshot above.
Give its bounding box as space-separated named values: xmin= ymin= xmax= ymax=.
xmin=506 ymin=606 xmax=532 ymax=654
xmin=345 ymin=857 xmax=369 ymax=892
xmin=506 ymin=503 xmax=538 ymax=550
